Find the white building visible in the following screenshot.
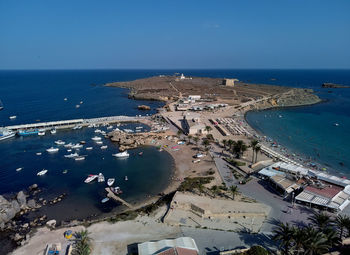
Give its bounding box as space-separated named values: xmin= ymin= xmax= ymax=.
xmin=138 ymin=237 xmax=199 ymax=255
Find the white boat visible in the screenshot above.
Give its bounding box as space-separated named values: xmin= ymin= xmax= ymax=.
xmin=107 ymin=126 xmax=113 ymax=130
xmin=86 ymin=147 xmax=93 ymax=150
xmin=111 ymin=186 xmax=123 ymax=195
xmin=75 ymin=156 xmax=85 ymax=161
xmin=101 ymin=197 xmax=109 ymax=203
xmin=54 ymin=140 xmax=65 ymax=145
xmin=107 ymin=178 xmax=115 ymax=186
xmin=64 ymin=98 xmax=68 ymax=101
xmin=67 ymin=149 xmax=72 ymax=152
xmin=112 ymin=151 xmax=129 ymax=158
xmin=91 ymin=136 xmax=102 ymax=141
xmin=125 ymin=176 xmax=128 ymax=181
xmin=46 ymin=147 xmax=59 ymax=153
xmin=72 ymin=125 xmax=82 ymax=130
xmin=94 ymin=129 xmax=102 ymax=133
xmin=38 ymin=130 xmax=45 ymax=136
xmin=84 ymin=174 xmax=98 ymax=183
xmin=88 ymin=124 xmax=94 ymax=128
xmin=16 ymin=167 xmax=23 ymax=172
xmin=80 ymin=101 xmax=83 ymax=104
xmin=64 ymin=152 xmax=79 ymax=158
xmin=50 ymin=129 xmax=57 ymax=134
xmin=9 ymin=116 xmax=17 ymax=120
xmin=100 ymin=145 xmax=108 ymax=149
xmin=135 ymin=126 xmax=143 ymax=129
xmin=37 ymin=169 xmax=48 ymax=176
xmin=36 ymin=152 xmax=42 ymax=156
xmin=98 ymin=173 xmax=105 ymax=182
xmin=64 ymin=143 xmax=73 ymax=148
xmin=96 ymin=141 xmax=103 ymax=145
xmin=71 ymin=143 xmax=83 ymax=149
xmin=76 ymin=104 xmax=80 ymax=108
xmin=0 ymin=128 xmax=15 ymax=141
xmin=123 ymin=129 xmax=133 ymax=133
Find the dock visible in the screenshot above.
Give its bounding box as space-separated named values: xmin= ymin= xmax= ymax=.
xmin=105 ymin=188 xmax=133 ymax=209
xmin=5 ymin=115 xmax=147 ymax=131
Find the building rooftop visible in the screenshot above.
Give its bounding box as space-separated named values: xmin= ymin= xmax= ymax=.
xmin=304 ymin=183 xmax=343 ymax=199
xmin=138 ymin=237 xmax=199 ymax=255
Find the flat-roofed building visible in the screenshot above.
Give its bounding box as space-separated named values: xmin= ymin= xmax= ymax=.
xmin=222 ymin=78 xmax=238 ymax=87
xmin=138 ymin=237 xmax=199 ymax=255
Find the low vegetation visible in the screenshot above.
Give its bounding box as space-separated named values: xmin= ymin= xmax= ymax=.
xmin=178 ymin=177 xmax=214 ymax=192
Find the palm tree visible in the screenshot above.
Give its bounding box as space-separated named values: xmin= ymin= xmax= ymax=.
xmin=250 ymin=140 xmax=259 ymax=163
xmin=229 ymin=185 xmax=239 ymax=200
xmin=308 ymin=211 xmax=333 ymax=231
xmin=227 ymin=139 xmax=234 ymax=152
xmin=335 ymin=214 xmax=350 ymax=240
xmin=254 ymin=145 xmax=261 ymax=163
xmin=323 ymin=227 xmax=341 ymax=248
xmin=272 ymin=222 xmax=294 ymax=255
xmin=202 ymin=139 xmax=210 ymax=150
xmin=303 ymin=226 xmax=330 ymax=255
xmin=233 ymin=140 xmax=247 ymax=158
xmin=205 ymin=125 xmax=212 ymax=134
xmin=72 ymin=230 xmax=92 ymax=255
xmin=291 ymin=226 xmax=306 ymax=255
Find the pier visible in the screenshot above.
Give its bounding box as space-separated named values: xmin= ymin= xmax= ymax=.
xmin=105 ymin=188 xmax=133 ymax=209
xmin=5 ymin=115 xmax=147 ymax=131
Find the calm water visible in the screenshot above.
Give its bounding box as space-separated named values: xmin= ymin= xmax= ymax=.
xmin=0 ymin=69 xmax=350 ymax=221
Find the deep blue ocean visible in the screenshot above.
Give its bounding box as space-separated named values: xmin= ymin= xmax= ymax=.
xmin=0 ymin=69 xmax=349 ymax=222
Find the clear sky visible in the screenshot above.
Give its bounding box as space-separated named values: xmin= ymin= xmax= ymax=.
xmin=0 ymin=0 xmax=349 ymax=69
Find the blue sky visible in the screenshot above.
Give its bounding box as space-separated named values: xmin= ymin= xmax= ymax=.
xmin=0 ymin=0 xmax=349 ymax=69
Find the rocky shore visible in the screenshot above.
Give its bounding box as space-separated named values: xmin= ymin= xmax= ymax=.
xmin=322 ymin=82 xmax=350 ymax=88
xmin=0 ymin=184 xmax=68 ymax=248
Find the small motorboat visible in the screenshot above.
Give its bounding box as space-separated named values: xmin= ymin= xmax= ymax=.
xmin=80 ymin=101 xmax=83 ymax=104
xmin=37 ymin=169 xmax=48 ymax=176
xmin=138 ymin=152 xmax=143 ymax=156
xmin=38 ymin=129 xmax=46 ymax=136
xmin=80 ymin=140 xmax=86 ymax=144
xmin=107 ymin=178 xmax=115 ymax=186
xmin=64 ymin=152 xmax=79 ymax=158
xmin=71 ymin=144 xmax=83 ymax=149
xmin=16 ymin=167 xmax=23 ymax=172
xmin=67 ymin=149 xmax=72 ymax=152
xmin=101 ymin=197 xmax=110 ymax=203
xmin=92 ymin=136 xmax=102 ymax=141
xmin=46 ymin=147 xmax=59 ymax=153
xmin=72 ymin=125 xmax=82 ymax=130
xmin=86 ymin=147 xmax=93 ymax=150
xmin=107 ymin=125 xmax=113 ymax=129
xmin=98 ymin=173 xmax=105 ymax=182
xmin=64 ymin=98 xmax=68 ymax=101
xmin=111 ymin=186 xmax=123 ymax=195
xmin=75 ymin=104 xmax=80 ymax=108
xmin=62 ymin=170 xmax=68 ymax=174
xmin=125 ymin=176 xmax=128 ymax=181
xmin=64 ymin=143 xmax=73 ymax=148
xmin=94 ymin=129 xmax=102 ymax=133
xmin=112 ymin=151 xmax=129 ymax=158
xmin=100 ymin=145 xmax=108 ymax=149
xmin=54 ymin=140 xmax=65 ymax=145
xmin=75 ymin=156 xmax=85 ymax=161
xmin=9 ymin=115 xmax=17 ymax=120
xmin=50 ymin=129 xmax=57 ymax=134
xmin=96 ymin=141 xmax=103 ymax=145
xmin=36 ymin=152 xmax=42 ymax=156
xmin=135 ymin=126 xmax=143 ymax=129
xmin=84 ymin=174 xmax=98 ymax=183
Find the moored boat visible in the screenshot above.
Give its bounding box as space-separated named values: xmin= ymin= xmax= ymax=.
xmin=107 ymin=178 xmax=115 ymax=186
xmin=96 ymin=141 xmax=103 ymax=145
xmin=125 ymin=176 xmax=128 ymax=181
xmin=86 ymin=147 xmax=93 ymax=150
xmin=75 ymin=156 xmax=85 ymax=161
xmin=0 ymin=128 xmax=15 ymax=141
xmin=46 ymin=147 xmax=59 ymax=153
xmin=16 ymin=167 xmax=23 ymax=172
xmin=112 ymin=151 xmax=129 ymax=158
xmin=64 ymin=152 xmax=79 ymax=158
xmin=101 ymin=197 xmax=110 ymax=203
xmin=111 ymin=186 xmax=123 ymax=195
xmin=18 ymin=129 xmax=39 ymax=136
xmin=84 ymin=174 xmax=98 ymax=183
xmin=37 ymin=169 xmax=48 ymax=176
xmin=100 ymin=145 xmax=108 ymax=149
xmin=71 ymin=143 xmax=83 ymax=149
xmin=92 ymin=136 xmax=102 ymax=141
xmin=38 ymin=129 xmax=46 ymax=136
xmin=9 ymin=115 xmax=17 ymax=120
xmin=54 ymin=140 xmax=65 ymax=145
xmin=98 ymin=173 xmax=105 ymax=182
xmin=50 ymin=128 xmax=57 ymax=134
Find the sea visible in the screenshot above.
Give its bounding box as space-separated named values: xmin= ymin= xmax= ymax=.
xmin=0 ymin=70 xmax=349 ymax=247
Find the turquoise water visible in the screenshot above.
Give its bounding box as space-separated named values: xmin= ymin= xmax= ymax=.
xmin=0 ymin=69 xmax=349 ymax=220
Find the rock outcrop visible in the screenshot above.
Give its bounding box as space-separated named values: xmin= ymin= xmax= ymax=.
xmin=322 ymin=83 xmax=350 ymax=88
xmin=138 ymin=104 xmax=151 ymax=110
xmin=109 ymin=130 xmax=162 ymax=151
xmin=0 ymin=195 xmax=22 ymax=230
